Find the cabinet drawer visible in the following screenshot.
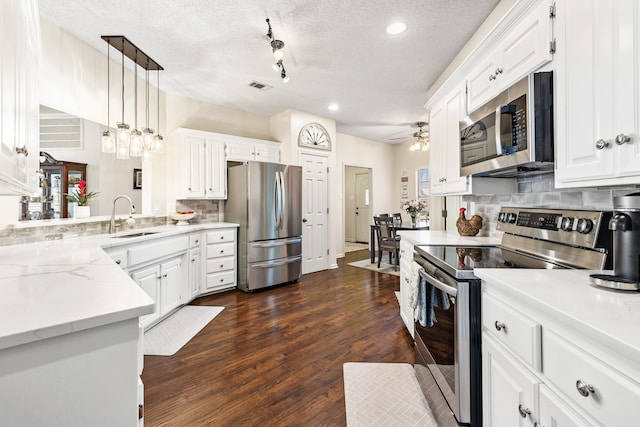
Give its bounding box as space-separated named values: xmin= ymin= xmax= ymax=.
xmin=205 ymin=271 xmax=235 ymax=290
xmin=206 ymin=242 xmax=235 ymax=259
xmin=543 ymin=330 xmax=640 ymax=427
xmin=206 ymin=257 xmax=235 ymax=273
xmin=206 ymin=229 xmax=235 ymax=244
xmin=483 ymin=293 xmax=541 ymax=371
xmin=128 ymin=236 xmax=189 ymax=267
xmin=106 ymin=249 xmax=128 ymax=269
xmin=189 ymin=233 xmax=201 ymax=248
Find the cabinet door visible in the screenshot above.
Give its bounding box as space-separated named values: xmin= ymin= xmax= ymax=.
xmin=467 ymin=55 xmax=498 ymax=113
xmin=483 ymin=335 xmax=539 ymax=427
xmin=555 ymin=0 xmax=640 ymax=186
xmin=131 ymin=265 xmax=161 ymax=329
xmin=429 ymin=103 xmax=447 ymax=195
xmin=184 ymin=136 xmax=206 ymax=198
xmin=160 ymin=257 xmax=182 ymax=316
xmin=539 ymin=385 xmax=591 ymax=427
xmin=205 ymin=139 xmax=227 ymax=199
xmin=225 ymin=140 xmax=255 ymax=162
xmin=442 ymin=85 xmax=469 ymax=194
xmin=253 ymin=141 xmax=280 ymax=163
xmin=188 ymin=247 xmax=201 ymax=300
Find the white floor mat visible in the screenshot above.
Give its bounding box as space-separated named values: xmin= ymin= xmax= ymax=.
xmin=144 ymin=305 xmax=224 ymax=356
xmin=347 ymin=259 xmax=400 ymax=276
xmin=343 ymin=362 xmax=437 ymax=427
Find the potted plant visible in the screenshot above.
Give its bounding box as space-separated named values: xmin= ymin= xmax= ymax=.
xmin=65 ymin=180 xmax=98 ymax=218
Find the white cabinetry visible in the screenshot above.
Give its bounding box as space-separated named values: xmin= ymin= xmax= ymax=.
xmin=188 ymin=233 xmax=202 ymax=300
xmin=203 ymin=228 xmax=237 ymax=293
xmin=481 ymin=275 xmax=640 ymax=426
xmin=398 ymin=239 xmax=415 ymax=338
xmin=131 ymin=265 xmax=162 ymax=328
xmin=226 ymin=138 xmax=280 ymax=163
xmin=555 ymin=0 xmax=640 ymax=187
xmin=175 ymin=128 xmax=227 ymax=199
xmin=467 ymin=0 xmax=553 ymax=112
xmin=0 ymin=0 xmax=40 ymax=195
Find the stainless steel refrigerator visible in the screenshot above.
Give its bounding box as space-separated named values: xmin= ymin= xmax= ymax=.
xmin=225 ymin=162 xmax=302 ymax=292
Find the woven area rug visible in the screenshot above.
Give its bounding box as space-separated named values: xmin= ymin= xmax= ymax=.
xmin=345 ymin=241 xmax=369 ymax=253
xmin=343 ymin=362 xmax=437 ymax=426
xmin=347 ymin=258 xmax=400 ymax=276
xmin=144 ymin=305 xmax=224 ymax=356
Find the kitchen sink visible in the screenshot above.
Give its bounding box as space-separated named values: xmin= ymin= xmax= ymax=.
xmin=113 ymin=231 xmax=160 ymax=238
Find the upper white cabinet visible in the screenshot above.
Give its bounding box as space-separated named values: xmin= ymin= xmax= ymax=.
xmin=0 ymin=0 xmax=40 ymax=195
xmin=175 ymin=128 xmax=227 ymax=199
xmin=467 ymin=0 xmax=554 ymax=112
xmin=226 ymin=139 xmax=280 ymax=163
xmin=555 ymin=0 xmax=640 ymax=187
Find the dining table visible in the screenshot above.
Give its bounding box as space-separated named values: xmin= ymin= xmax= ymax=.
xmin=369 ymin=222 xmax=429 ymax=264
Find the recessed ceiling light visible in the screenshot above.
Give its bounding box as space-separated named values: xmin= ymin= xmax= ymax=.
xmin=386 ymin=22 xmax=407 ymax=35
xmin=328 ymin=103 xmax=339 ymax=111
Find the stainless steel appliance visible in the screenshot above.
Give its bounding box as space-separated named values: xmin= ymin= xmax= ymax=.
xmin=413 ymin=207 xmax=613 ymax=427
xmin=225 ymin=162 xmax=302 ymax=292
xmin=591 ymin=192 xmax=640 ymax=291
xmin=459 ymin=72 xmax=554 ymax=177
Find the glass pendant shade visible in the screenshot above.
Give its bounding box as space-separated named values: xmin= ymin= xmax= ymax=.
xmin=116 ymin=122 xmax=131 ymax=159
xmin=273 ymin=48 xmax=284 ymax=61
xmin=142 ymin=128 xmax=155 ymax=151
xmin=101 ymin=130 xmax=116 ymax=153
xmin=153 ymin=134 xmax=164 ymax=153
xmin=130 ymin=129 xmax=143 ymax=157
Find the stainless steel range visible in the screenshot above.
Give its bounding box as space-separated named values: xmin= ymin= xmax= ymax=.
xmin=412 ymin=207 xmax=613 ymax=427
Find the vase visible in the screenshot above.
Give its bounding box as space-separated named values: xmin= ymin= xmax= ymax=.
xmin=75 ymin=205 xmax=91 ymax=218
xmin=410 ymin=213 xmax=417 ymax=228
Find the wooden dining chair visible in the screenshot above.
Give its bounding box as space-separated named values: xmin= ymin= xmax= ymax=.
xmin=392 ymin=212 xmax=403 ymax=226
xmin=373 ymin=215 xmax=400 ymax=269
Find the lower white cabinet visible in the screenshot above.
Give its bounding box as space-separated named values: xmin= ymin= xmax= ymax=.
xmin=188 ymin=246 xmax=201 ymax=300
xmin=398 ymin=239 xmax=414 ymax=337
xmin=130 ymin=256 xmax=184 ymax=330
xmin=538 ymin=385 xmax=590 ymax=427
xmin=203 ymin=228 xmax=237 ymax=293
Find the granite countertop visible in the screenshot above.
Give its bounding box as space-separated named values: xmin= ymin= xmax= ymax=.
xmin=0 ymin=222 xmax=239 ymax=350
xmin=397 ymin=230 xmax=500 ymax=247
xmin=474 ymin=268 xmax=640 ymax=364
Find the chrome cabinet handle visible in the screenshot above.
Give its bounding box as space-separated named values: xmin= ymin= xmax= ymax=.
xmin=115 ymin=259 xmax=122 ymax=265
xmin=615 ymin=133 xmax=631 ymax=145
xmin=495 ymin=67 xmax=503 ymax=75
xmin=489 ymin=74 xmax=495 ymax=81
xmin=163 ymin=273 xmax=168 ymax=278
xmin=576 ymin=380 xmax=595 ymax=397
xmin=595 ymin=139 xmax=609 ymax=150
xmin=494 ymin=321 xmax=506 ymax=332
xmin=15 ymin=146 xmax=29 ymax=156
xmin=518 ymin=404 xmax=531 ymax=418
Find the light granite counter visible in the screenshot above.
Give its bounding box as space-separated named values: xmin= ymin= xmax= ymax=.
xmin=0 ymin=222 xmax=238 ymax=351
xmin=475 ymin=268 xmax=640 ymax=364
xmin=397 ymin=230 xmax=500 ymax=247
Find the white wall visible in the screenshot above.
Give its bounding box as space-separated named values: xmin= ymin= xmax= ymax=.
xmin=393 ymin=144 xmax=430 ymax=224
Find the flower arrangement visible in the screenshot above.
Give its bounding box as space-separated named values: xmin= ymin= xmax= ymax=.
xmin=401 ymin=199 xmax=428 ymax=216
xmin=65 ymin=181 xmax=98 ymax=206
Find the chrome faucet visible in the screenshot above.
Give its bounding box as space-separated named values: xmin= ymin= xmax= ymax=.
xmin=109 ymin=195 xmax=136 ymax=234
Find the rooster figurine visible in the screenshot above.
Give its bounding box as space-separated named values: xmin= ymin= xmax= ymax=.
xmin=456 ymin=207 xmax=483 ymax=236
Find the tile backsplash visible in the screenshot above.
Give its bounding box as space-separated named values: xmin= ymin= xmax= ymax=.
xmin=464 ymin=174 xmax=640 ymax=238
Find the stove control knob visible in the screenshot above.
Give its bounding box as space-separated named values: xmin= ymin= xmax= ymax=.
xmin=506 ymin=213 xmax=517 ymax=224
xmin=560 ymin=217 xmax=574 ymax=231
xmin=576 ymin=218 xmax=594 ymax=234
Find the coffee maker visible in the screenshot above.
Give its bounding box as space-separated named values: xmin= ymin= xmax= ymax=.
xmin=590 ymin=192 xmax=640 ymax=291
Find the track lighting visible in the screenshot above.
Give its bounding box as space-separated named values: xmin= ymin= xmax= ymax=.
xmin=265 ymin=19 xmax=290 ymax=83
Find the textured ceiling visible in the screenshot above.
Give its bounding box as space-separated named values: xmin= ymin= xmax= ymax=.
xmin=38 ymin=0 xmax=501 ymax=144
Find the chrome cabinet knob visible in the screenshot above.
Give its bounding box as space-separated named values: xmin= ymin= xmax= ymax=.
xmin=595 ymin=139 xmax=609 ymax=150
xmin=518 ymin=404 xmax=531 ymax=418
xmin=576 ymin=380 xmax=595 ymax=397
xmin=494 ymin=321 xmax=506 ymax=331
xmin=615 ymin=133 xmax=631 ymax=145
xmin=489 ymin=74 xmax=495 ymax=81
xmin=495 ymin=67 xmax=503 ymax=75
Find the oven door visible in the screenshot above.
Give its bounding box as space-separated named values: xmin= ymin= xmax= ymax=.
xmin=414 ymin=267 xmax=472 ymax=425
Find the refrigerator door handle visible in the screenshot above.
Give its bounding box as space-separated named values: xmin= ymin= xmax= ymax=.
xmin=279 ymin=171 xmax=286 ymax=229
xmin=251 ymin=238 xmax=302 ymax=248
xmin=274 ymin=171 xmax=281 ymax=229
xmin=252 ymin=256 xmax=302 ymax=268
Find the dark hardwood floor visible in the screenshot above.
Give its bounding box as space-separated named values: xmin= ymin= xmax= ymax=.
xmin=142 ymin=250 xmax=414 ymax=426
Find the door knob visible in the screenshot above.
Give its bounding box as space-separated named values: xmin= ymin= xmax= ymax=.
xmin=302 ymin=218 xmax=308 ymax=223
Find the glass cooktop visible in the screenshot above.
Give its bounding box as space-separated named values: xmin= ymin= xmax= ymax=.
xmin=414 ymin=245 xmax=568 ymax=280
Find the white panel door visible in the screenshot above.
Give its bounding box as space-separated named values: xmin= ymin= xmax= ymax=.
xmin=300 ymin=152 xmax=329 ymax=274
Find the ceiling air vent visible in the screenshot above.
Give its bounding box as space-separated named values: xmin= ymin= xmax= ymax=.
xmin=249 ymin=81 xmax=273 ymax=91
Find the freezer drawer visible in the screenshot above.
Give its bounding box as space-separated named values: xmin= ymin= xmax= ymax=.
xmin=247 ymin=237 xmax=301 ymax=263
xmin=243 ymin=255 xmax=302 ymax=291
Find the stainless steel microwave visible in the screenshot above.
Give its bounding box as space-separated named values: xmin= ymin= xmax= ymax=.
xmin=459 ymin=71 xmax=554 ymax=177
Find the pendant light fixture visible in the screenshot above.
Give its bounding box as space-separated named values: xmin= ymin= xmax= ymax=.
xmin=101 ymin=35 xmax=163 ymax=159
xmin=115 ymin=46 xmax=131 ymax=160
xmin=101 ymin=43 xmax=116 ymax=153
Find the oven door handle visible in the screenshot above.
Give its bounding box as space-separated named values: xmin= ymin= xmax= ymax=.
xmin=419 ymin=270 xmax=458 ymax=297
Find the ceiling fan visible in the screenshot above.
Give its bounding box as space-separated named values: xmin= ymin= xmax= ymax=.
xmin=389 ymin=122 xmax=430 ymax=151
